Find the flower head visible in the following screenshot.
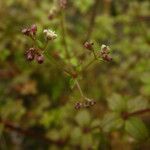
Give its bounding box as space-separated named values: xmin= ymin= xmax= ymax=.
xmin=100 ymin=44 xmax=112 ymax=62
xmin=22 ymin=24 xmax=37 ymax=36
xmin=43 ymin=29 xmax=57 ymax=40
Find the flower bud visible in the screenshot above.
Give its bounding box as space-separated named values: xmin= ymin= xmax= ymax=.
xmin=26 ymin=51 xmax=34 ymax=61
xmin=22 ymin=28 xmax=31 ymax=36
xmin=84 ymin=42 xmax=94 ymax=51
xmin=25 ymin=48 xmax=35 ymax=61
xmin=30 ymin=24 xmax=37 ymax=35
xmin=36 ymin=54 xmax=44 ymax=64
xmin=75 ymin=102 xmax=82 ymax=110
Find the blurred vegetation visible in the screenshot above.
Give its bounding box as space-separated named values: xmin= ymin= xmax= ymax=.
xmin=0 ymin=0 xmax=150 ymax=149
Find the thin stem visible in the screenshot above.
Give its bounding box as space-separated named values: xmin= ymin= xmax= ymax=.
xmin=86 ymin=0 xmax=100 ymax=40
xmin=81 ymin=58 xmax=96 ymax=72
xmin=60 ymin=11 xmax=70 ymax=59
xmin=92 ymin=50 xmax=97 ymax=59
xmin=75 ymin=79 xmax=92 ymax=102
xmin=45 ymin=52 xmax=72 ymax=76
xmin=75 ymin=79 xmax=84 ymax=98
xmin=122 ymin=108 xmax=150 ymax=119
xmin=42 ymin=39 xmax=49 ymax=51
xmin=0 ymin=119 xmax=67 ymax=145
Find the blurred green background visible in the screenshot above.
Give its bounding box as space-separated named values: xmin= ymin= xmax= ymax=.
xmin=0 ymin=0 xmax=150 ymax=149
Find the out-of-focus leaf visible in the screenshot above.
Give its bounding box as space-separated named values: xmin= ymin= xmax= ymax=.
xmin=125 ymin=117 xmax=149 ymax=140
xmin=70 ymin=57 xmax=78 ymax=66
xmin=107 ymin=93 xmax=127 ymax=112
xmin=81 ymin=134 xmax=93 ymax=149
xmin=70 ymin=127 xmax=82 ymax=145
xmin=141 ymin=84 xmax=150 ymax=96
xmin=75 ymin=110 xmax=91 ymax=127
xmin=101 ymin=112 xmax=124 ymax=132
xmin=0 ymin=49 xmax=10 ymax=61
xmin=98 ymin=132 xmax=110 ymax=150
xmin=74 ymin=0 xmax=93 ymax=13
xmin=127 ymin=97 xmax=149 ymax=112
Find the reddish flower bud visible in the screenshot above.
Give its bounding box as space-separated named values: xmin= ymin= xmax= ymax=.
xmin=22 ymin=28 xmax=31 ymax=36
xmin=26 ymin=52 xmax=34 ymax=61
xmin=102 ymin=55 xmax=112 ymax=62
xmin=25 ymin=48 xmax=35 ymax=61
xmin=36 ymin=54 xmax=44 ymax=64
xmin=22 ymin=24 xmax=37 ymax=36
xmin=84 ymin=42 xmax=94 ymax=51
xmin=30 ymin=24 xmax=37 ymax=35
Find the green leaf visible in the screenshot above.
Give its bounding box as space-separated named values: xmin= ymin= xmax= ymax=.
xmin=141 ymin=84 xmax=150 ymax=96
xmin=70 ymin=58 xmax=78 ymax=66
xmin=127 ymin=97 xmax=149 ymax=112
xmin=75 ymin=110 xmax=91 ymax=127
xmin=0 ymin=49 xmax=10 ymax=61
xmin=107 ymin=93 xmax=127 ymax=112
xmin=101 ymin=112 xmax=124 ymax=132
xmin=74 ymin=0 xmax=94 ymax=13
xmin=125 ymin=117 xmax=149 ymax=140
xmin=98 ymin=132 xmax=110 ymax=150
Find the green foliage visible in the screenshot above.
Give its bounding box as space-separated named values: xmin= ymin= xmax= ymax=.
xmin=0 ymin=0 xmax=150 ymax=149
xmin=107 ymin=93 xmax=127 ymax=112
xmin=101 ymin=112 xmax=124 ymax=132
xmin=125 ymin=117 xmax=149 ymax=140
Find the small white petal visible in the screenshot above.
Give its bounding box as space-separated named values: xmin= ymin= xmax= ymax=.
xmin=101 ymin=44 xmax=107 ymax=50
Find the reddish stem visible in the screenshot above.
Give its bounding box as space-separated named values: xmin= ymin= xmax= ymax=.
xmin=0 ymin=119 xmax=67 ymax=146
xmin=122 ymin=108 xmax=150 ymax=119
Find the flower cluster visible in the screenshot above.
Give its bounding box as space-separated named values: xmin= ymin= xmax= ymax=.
xmin=75 ymin=100 xmax=96 ymax=110
xmin=22 ymin=24 xmax=37 ymax=37
xmin=100 ymin=44 xmax=112 ymax=62
xmin=25 ymin=48 xmax=44 ymax=64
xmin=22 ymin=24 xmax=57 ymax=64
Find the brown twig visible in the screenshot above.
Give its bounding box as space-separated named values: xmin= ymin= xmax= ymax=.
xmin=0 ymin=119 xmax=67 ymax=146
xmin=122 ymin=108 xmax=150 ymax=120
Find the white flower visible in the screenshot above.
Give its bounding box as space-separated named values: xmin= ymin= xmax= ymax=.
xmin=43 ymin=29 xmax=57 ymax=40
xmin=101 ymin=44 xmax=107 ymax=49
xmin=101 ymin=44 xmax=110 ymax=50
